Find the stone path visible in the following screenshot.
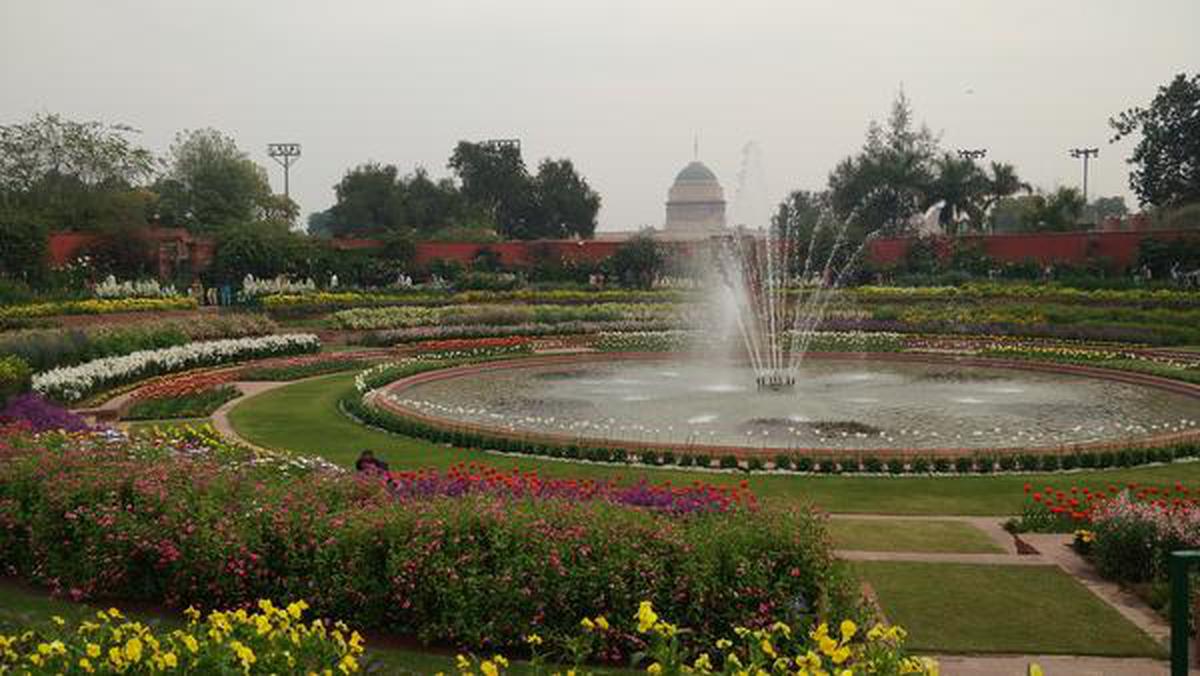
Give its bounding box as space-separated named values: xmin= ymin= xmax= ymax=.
xmin=209 ymin=381 xmax=293 ymax=452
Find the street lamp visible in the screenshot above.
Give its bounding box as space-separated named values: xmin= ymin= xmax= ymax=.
xmin=267 ymin=143 xmax=302 ymax=201
xmin=1069 ymin=147 xmax=1099 ymax=202
xmin=957 ymin=148 xmax=987 ymax=161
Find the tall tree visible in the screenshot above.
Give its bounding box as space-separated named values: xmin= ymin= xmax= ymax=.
xmin=529 ymin=158 xmax=601 ymax=239
xmin=925 ymin=154 xmax=989 ymax=233
xmin=155 ymin=128 xmax=273 ymax=231
xmin=328 ymin=163 xmax=403 ymax=235
xmin=447 ymin=141 xmax=534 ymax=239
xmin=827 ymin=89 xmax=940 ymax=234
xmin=0 ymin=113 xmax=158 ymax=230
xmin=1110 ymin=72 xmax=1200 ymax=208
xmin=981 ymin=162 xmax=1030 ymax=216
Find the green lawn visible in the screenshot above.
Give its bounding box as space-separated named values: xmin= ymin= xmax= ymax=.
xmin=857 ymin=562 xmax=1166 ymax=657
xmin=829 ymin=519 xmax=1003 ymax=553
xmin=229 ymin=372 xmax=1200 ymax=515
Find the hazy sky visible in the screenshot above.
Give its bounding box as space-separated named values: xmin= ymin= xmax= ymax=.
xmin=3 ymin=1 xmax=1197 ymax=231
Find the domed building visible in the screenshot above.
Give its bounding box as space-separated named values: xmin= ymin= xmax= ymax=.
xmin=664 ymin=160 xmax=726 ymax=234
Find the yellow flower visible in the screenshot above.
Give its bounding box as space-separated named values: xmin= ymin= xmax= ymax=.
xmin=760 ymin=638 xmax=776 ymax=657
xmin=1028 ymin=665 xmax=1043 ymax=676
xmin=494 ymin=655 xmax=509 ymax=668
xmin=287 ymin=601 xmax=309 ymax=620
xmin=770 ymin=621 xmax=792 ymax=638
xmin=693 ymin=653 xmax=713 ymax=671
xmin=107 ymin=608 xmax=123 ymax=620
xmin=647 ymin=663 xmax=663 ymax=675
xmin=635 ymin=601 xmax=658 ymax=633
xmin=182 ymin=635 xmax=199 ymax=654
xmin=184 ymin=606 xmax=200 ymax=623
xmin=595 ymin=616 xmax=609 ymax=631
xmin=87 ymin=643 xmax=101 ymax=658
xmin=840 ymin=619 xmax=857 ymax=641
xmin=581 ymin=617 xmax=596 ymax=632
xmin=524 ymin=634 xmax=543 ymax=647
xmin=79 ymin=657 xmax=95 ymax=673
xmin=52 ymin=616 xmax=65 ymax=626
xmin=124 ymin=637 xmax=143 ymax=663
xmin=338 ymin=654 xmax=359 ymax=674
xmin=456 ymin=654 xmax=471 ymax=670
xmin=163 ymin=652 xmax=178 ymax=668
xmin=480 ymin=659 xmax=499 ymax=676
xmin=716 ymin=639 xmax=733 ymax=650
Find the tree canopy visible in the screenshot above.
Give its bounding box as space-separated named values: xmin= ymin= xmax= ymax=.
xmin=1110 ymin=72 xmax=1200 ymax=209
xmin=154 ymin=128 xmax=274 ymax=230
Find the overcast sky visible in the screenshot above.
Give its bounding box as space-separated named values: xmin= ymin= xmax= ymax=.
xmin=2 ymin=1 xmax=1197 ymax=231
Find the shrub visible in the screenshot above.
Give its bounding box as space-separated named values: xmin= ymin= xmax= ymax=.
xmin=746 ymin=457 xmax=764 ymax=472
xmin=911 ymin=457 xmax=930 ymax=474
xmin=676 ymin=453 xmax=694 ymax=467
xmin=1060 ymin=454 xmax=1079 ymax=471
xmin=0 ymin=393 xmax=89 ymax=432
xmin=774 ymin=453 xmax=793 ymax=471
xmin=998 ymin=456 xmax=1017 ymax=472
xmin=953 ymin=457 xmax=972 ymax=473
xmin=932 ymin=457 xmax=952 ymax=473
xmin=794 ymin=456 xmax=814 ymax=473
xmin=0 ymin=429 xmax=859 ymax=654
xmin=862 ymin=457 xmax=883 ymax=473
xmin=122 ymin=385 xmax=240 ymax=421
xmin=0 ymin=355 xmax=32 ymax=403
xmin=719 ymin=455 xmax=740 ymax=470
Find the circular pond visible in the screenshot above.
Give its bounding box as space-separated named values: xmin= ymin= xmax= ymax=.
xmin=379 ymin=354 xmax=1200 ymax=453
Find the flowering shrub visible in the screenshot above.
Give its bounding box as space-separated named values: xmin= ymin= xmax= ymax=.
xmin=129 ymin=371 xmax=240 ymax=401
xmin=32 ymin=334 xmax=321 ymax=403
xmin=0 ymin=355 xmax=31 ymax=402
xmin=358 ymin=319 xmax=684 ymax=347
xmin=259 ymin=288 xmax=686 ymax=314
xmin=92 ymin=274 xmax=179 ymax=299
xmin=240 ymin=273 xmax=317 ymax=298
xmin=407 ymin=336 xmax=534 ymax=354
xmin=852 ymin=282 xmax=1200 ymax=307
xmin=0 ymin=314 xmax=277 ymax=372
xmin=0 ymin=297 xmax=198 ymax=320
xmin=0 ymin=600 xmax=363 ymax=674
xmin=0 ymin=393 xmax=90 ymax=432
xmin=0 ymin=427 xmax=857 ymax=654
xmin=384 ymin=462 xmax=754 ymax=514
xmin=333 ymin=303 xmax=682 ymax=331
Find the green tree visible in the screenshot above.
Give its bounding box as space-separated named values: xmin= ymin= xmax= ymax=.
xmin=447 ymin=141 xmax=535 ymax=239
xmin=0 ymin=214 xmax=48 ymax=283
xmin=1086 ymin=195 xmax=1129 ymax=224
xmin=328 ymin=163 xmax=403 ymax=235
xmin=155 ymin=129 xmax=273 ymax=231
xmin=609 ymin=231 xmax=663 ymax=289
xmin=926 ymin=154 xmax=989 ymax=233
xmin=981 ymin=162 xmax=1030 ymax=221
xmin=1110 ymin=72 xmax=1200 ymax=208
xmin=208 ymin=220 xmax=310 ymax=284
xmin=529 ymin=158 xmax=601 ymax=239
xmin=0 ymin=113 xmax=157 ymax=230
xmin=827 ymin=90 xmax=940 ymax=234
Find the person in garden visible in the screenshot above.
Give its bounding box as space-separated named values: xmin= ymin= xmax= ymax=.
xmin=355 ymin=449 xmax=389 ymax=473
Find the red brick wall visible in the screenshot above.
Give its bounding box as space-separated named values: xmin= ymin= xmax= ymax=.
xmin=867 ymin=229 xmax=1200 ymax=270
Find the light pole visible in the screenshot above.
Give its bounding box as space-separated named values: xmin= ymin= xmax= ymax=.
xmin=957 ymin=148 xmax=987 ymax=162
xmin=1069 ymin=147 xmax=1098 ymax=202
xmin=267 ymin=143 xmax=302 ymax=201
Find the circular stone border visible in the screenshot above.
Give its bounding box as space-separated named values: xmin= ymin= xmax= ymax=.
xmin=368 ymin=351 xmax=1200 ymax=459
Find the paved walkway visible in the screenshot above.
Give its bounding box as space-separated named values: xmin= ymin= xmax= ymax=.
xmin=209 ymin=381 xmax=292 ymax=452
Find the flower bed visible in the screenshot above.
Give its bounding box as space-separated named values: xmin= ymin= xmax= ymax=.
xmin=332 ymin=302 xmax=682 ymax=331
xmin=0 ymin=393 xmax=89 ymax=432
xmin=122 ymin=385 xmax=241 ymax=420
xmin=259 ymin=288 xmax=687 ymax=314
xmin=31 ymin=334 xmax=320 ymax=404
xmin=0 ymin=355 xmax=31 ymax=402
xmin=92 ymin=275 xmax=179 ymax=299
xmin=0 ymin=427 xmax=859 ymax=655
xmin=355 ymin=319 xmax=684 ymax=346
xmin=0 ymin=600 xmax=362 ymax=674
xmin=236 ymin=357 xmax=371 ymax=381
xmin=0 ymin=314 xmax=277 ymax=372
xmin=0 ymin=297 xmax=198 ymax=320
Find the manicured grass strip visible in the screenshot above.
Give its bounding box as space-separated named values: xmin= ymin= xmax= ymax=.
xmin=856 ymin=562 xmax=1165 ymax=657
xmin=228 ymin=373 xmax=1200 ymax=515
xmin=237 ymin=359 xmax=368 ymax=381
xmin=828 ymin=519 xmax=1003 ymax=553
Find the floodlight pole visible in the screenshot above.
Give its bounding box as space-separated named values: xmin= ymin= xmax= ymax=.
xmin=267 ymin=143 xmax=302 ymax=200
xmin=1069 ymin=147 xmax=1098 ymax=202
xmin=957 ymin=148 xmax=987 ymax=162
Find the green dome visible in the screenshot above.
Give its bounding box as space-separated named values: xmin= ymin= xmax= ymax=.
xmin=675 ymin=161 xmax=717 ymax=182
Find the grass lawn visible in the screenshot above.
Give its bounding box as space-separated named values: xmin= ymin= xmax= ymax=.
xmin=828 ymin=519 xmax=1003 ymax=553
xmin=229 ymin=372 xmax=1200 ymax=516
xmin=856 ymin=562 xmax=1166 ymax=657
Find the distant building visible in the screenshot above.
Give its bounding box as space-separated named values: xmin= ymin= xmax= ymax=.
xmin=664 ymin=161 xmax=726 ymax=235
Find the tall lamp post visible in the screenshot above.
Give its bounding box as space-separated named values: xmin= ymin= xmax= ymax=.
xmin=957 ymin=148 xmax=987 ymax=162
xmin=267 ymin=143 xmax=302 ymax=201
xmin=1069 ymin=147 xmax=1098 ymax=202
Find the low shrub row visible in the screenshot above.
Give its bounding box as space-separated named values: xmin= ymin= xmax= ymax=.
xmin=851 ymin=282 xmax=1200 ymax=308
xmin=121 ymin=385 xmax=241 ymax=420
xmin=0 ymin=314 xmax=277 ymax=372
xmin=347 ymin=383 xmax=1200 ymax=476
xmin=258 ymin=288 xmax=687 ymax=315
xmin=332 ymin=302 xmax=682 ymax=331
xmin=0 ymin=427 xmax=859 ymax=656
xmin=237 ymin=358 xmax=370 ymax=381
xmin=31 ymin=334 xmax=321 ymax=403
xmin=0 ymin=296 xmax=198 ymax=320
xmin=355 ymin=319 xmax=682 ymax=347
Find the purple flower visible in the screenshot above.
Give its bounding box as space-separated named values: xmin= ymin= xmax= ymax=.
xmin=0 ymin=393 xmax=91 ymax=432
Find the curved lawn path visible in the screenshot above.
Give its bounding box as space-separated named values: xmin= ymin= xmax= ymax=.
xmin=227 ymin=371 xmax=1200 ymax=515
